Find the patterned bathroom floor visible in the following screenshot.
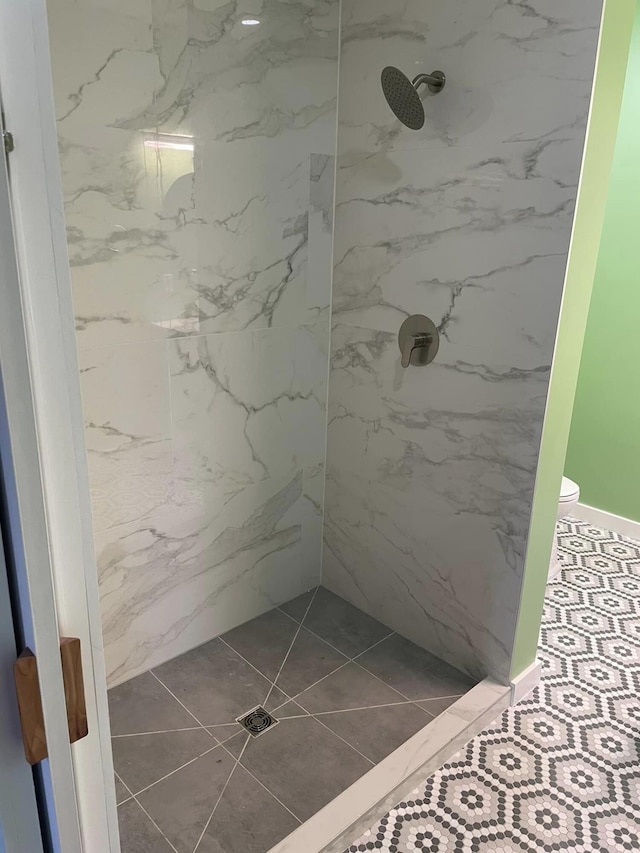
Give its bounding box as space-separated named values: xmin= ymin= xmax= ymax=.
xmin=347 ymin=518 xmax=640 ymax=852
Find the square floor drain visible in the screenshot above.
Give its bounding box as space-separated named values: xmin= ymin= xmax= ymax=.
xmin=237 ymin=706 xmax=279 ymax=738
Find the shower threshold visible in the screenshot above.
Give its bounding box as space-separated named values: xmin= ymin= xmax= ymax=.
xmin=109 ymin=587 xmax=510 ymax=853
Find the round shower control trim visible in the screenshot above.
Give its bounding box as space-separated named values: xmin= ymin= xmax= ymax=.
xmin=398 ymin=314 xmax=440 ymax=368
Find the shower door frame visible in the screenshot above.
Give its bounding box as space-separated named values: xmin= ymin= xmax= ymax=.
xmin=0 ymin=0 xmax=119 ymax=849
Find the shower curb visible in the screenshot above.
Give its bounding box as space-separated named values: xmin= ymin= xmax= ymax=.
xmin=268 ymin=678 xmax=511 ymax=853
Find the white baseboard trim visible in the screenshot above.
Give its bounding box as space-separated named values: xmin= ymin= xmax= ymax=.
xmin=510 ymin=659 xmax=542 ymax=706
xmin=573 ymin=502 xmax=640 ymax=543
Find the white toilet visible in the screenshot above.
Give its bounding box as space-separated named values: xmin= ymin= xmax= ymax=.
xmin=549 ymin=476 xmax=580 ymax=581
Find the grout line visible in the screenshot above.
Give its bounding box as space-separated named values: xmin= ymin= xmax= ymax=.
xmin=214 ymin=725 xmax=244 ymax=745
xmin=150 ymin=671 xmax=216 ymax=738
xmin=134 ymin=799 xmax=181 ymax=853
xmin=276 ymin=587 xmax=318 ymax=626
xmin=116 ymin=771 xmax=180 ymax=853
xmin=218 ymin=635 xmax=296 ymax=704
xmin=276 ymin=605 xmax=302 ymax=625
xmin=277 ymin=602 xmax=312 ymax=628
xmin=114 ymin=770 xmax=133 ymax=806
xmin=268 ymin=630 xmax=400 ymax=714
xmin=266 ymin=700 xmax=435 ymax=722
xmin=270 ymin=660 xmax=350 ymax=714
xmin=266 ymin=713 xmax=311 ymax=721
xmin=352 ymin=630 xmax=396 ymax=660
xmin=192 ymin=733 xmax=253 ymax=853
xmin=217 ymin=739 xmax=302 ymax=825
xmin=311 ymin=700 xmax=435 ymax=717
xmin=350 ymin=659 xmax=415 ymax=702
xmin=129 ymin=743 xmax=220 ymax=799
xmin=222 ymin=593 xmax=465 ymax=714
xmin=416 ymin=694 xmax=464 ymax=704
xmin=311 ymin=713 xmax=375 ymax=766
xmin=278 ymin=603 xmax=396 ymax=665
xmin=112 ymin=726 xmax=206 ymax=738
xmin=274 ymin=703 xmax=311 ymax=717
xmin=263 ymin=586 xmax=320 ymax=708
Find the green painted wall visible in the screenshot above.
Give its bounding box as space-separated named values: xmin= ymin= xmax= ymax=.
xmin=510 ymin=0 xmax=637 ymax=680
xmin=565 ymin=5 xmax=640 ymax=524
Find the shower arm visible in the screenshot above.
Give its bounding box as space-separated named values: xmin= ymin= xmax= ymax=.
xmin=412 ymin=71 xmax=446 ymax=94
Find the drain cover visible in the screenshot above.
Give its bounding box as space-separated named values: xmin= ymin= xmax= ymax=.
xmin=237 ymin=706 xmax=279 ymax=738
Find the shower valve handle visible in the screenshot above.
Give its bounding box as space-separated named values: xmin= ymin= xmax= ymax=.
xmin=398 ymin=314 xmax=440 ymax=368
xmin=401 ymin=332 xmax=432 ymax=368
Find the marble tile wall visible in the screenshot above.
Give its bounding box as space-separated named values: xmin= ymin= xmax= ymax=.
xmin=47 ymin=0 xmax=338 ymax=685
xmin=48 ymin=0 xmax=603 ymax=691
xmin=322 ymin=0 xmax=603 ymax=683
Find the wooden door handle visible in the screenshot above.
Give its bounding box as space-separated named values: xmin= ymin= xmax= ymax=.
xmin=13 ymin=637 xmax=88 ymax=765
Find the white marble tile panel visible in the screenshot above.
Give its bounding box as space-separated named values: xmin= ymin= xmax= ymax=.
xmin=187 ymin=136 xmax=311 ymax=333
xmin=97 ymin=470 xmax=311 ymax=685
xmin=115 ymin=0 xmax=339 ymax=144
xmin=79 ymin=342 xmax=172 ymax=532
xmin=47 ymin=0 xmax=154 ymax=123
xmin=61 ymin=126 xmax=197 ymax=347
xmin=48 ymin=0 xmax=337 ymax=687
xmin=51 ymin=0 xmax=339 ymax=347
xmin=338 ymin=0 xmax=600 ymax=154
xmin=324 ymin=0 xmax=601 ymax=687
xmin=323 ymin=322 xmax=549 ymax=682
xmin=332 ymin=143 xmax=576 ymax=353
xmin=169 ymin=323 xmax=328 ymax=493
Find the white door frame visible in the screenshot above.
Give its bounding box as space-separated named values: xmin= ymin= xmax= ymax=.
xmin=0 ymin=0 xmax=117 ymax=849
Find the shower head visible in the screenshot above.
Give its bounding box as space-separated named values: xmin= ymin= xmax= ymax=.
xmin=381 ymin=66 xmax=445 ymax=130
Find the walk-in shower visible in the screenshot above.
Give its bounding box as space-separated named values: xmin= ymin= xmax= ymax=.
xmin=42 ymin=0 xmax=604 ymax=848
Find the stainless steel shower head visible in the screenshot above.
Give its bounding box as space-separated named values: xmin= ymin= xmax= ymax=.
xmin=381 ymin=66 xmax=445 ymax=130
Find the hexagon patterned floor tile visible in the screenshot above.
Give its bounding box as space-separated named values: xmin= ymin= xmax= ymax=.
xmin=346 ymin=518 xmax=640 ymax=852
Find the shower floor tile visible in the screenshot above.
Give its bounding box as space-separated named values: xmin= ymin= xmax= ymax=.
xmin=112 ymin=586 xmax=476 ymax=853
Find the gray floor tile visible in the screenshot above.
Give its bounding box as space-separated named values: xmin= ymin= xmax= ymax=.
xmin=153 ymin=638 xmax=288 ymax=726
xmin=316 ymin=703 xmax=431 ymax=763
xmin=118 ymin=799 xmax=174 ymax=853
xmin=112 ymin=729 xmax=214 ymax=794
xmin=416 ymin=695 xmax=463 ymax=716
xmin=296 ymin=662 xmax=408 ymax=713
xmin=238 ymin=715 xmax=373 ymax=821
xmin=356 ymin=634 xmax=475 ymax=700
xmin=196 ymin=764 xmax=300 ymax=853
xmin=305 ymin=587 xmax=392 ymax=657
xmin=279 ymin=589 xmax=316 ymax=623
xmin=221 ymin=608 xmax=298 ymax=681
xmin=137 ymin=745 xmax=235 ymax=853
xmin=108 ymin=672 xmax=196 ymax=736
xmin=115 ymin=774 xmax=131 ymax=805
xmin=275 ymin=627 xmax=348 ymax=697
